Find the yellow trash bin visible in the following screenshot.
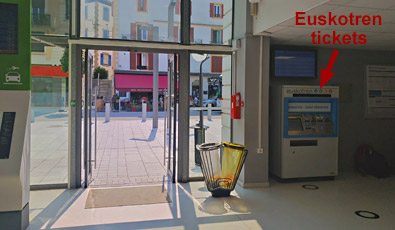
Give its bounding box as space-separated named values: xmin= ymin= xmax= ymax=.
xmin=197 ymin=142 xmax=248 ymax=197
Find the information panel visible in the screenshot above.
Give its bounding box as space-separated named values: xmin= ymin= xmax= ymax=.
xmin=0 ymin=0 xmax=31 ymax=91
xmin=366 ymin=66 xmax=395 ymax=118
xmin=0 ymin=112 xmax=16 ymax=159
xmin=0 ymin=3 xmax=18 ymax=54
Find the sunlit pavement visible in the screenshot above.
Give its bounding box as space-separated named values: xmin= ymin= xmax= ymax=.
xmin=30 ymin=111 xmax=222 ymax=187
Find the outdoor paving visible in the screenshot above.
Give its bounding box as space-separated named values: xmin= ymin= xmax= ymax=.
xmin=31 ymin=111 xmax=222 ymax=187
xmin=31 ymin=114 xmax=68 ymax=185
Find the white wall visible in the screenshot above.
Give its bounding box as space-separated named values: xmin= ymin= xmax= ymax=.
xmin=253 ymin=0 xmax=327 ymax=35
xmin=31 ymin=46 xmax=64 ymax=66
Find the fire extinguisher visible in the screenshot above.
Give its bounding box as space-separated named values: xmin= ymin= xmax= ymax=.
xmin=231 ymin=93 xmax=244 ymax=119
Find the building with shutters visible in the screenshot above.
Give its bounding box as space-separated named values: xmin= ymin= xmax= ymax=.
xmin=82 ymin=0 xmax=117 ymax=81
xmin=115 ymin=0 xmax=226 ymax=105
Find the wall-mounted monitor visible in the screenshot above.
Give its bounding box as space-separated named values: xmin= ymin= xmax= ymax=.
xmin=272 ymin=48 xmax=317 ymax=78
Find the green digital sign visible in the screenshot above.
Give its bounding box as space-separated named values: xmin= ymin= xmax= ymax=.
xmin=0 ymin=0 xmax=30 ymax=91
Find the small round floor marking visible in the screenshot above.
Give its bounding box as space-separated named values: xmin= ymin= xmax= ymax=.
xmin=355 ymin=210 xmax=380 ymax=219
xmin=302 ymin=184 xmax=319 ymax=190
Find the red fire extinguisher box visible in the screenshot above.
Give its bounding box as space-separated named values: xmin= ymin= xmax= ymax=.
xmin=231 ymin=93 xmax=244 ymax=119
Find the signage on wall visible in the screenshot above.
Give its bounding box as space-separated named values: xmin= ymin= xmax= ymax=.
xmin=295 ymin=12 xmax=382 ymax=45
xmin=366 ymin=65 xmax=395 ymax=119
xmin=0 ymin=1 xmax=30 ymax=91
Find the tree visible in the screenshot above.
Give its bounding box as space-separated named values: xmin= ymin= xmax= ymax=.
xmin=60 ymin=48 xmax=69 ymax=73
xmin=94 ymin=66 xmax=108 ymax=79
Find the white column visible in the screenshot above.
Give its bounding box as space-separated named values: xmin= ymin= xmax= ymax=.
xmin=153 ymin=53 xmax=159 ymax=128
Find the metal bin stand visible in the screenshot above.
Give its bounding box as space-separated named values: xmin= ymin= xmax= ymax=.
xmin=192 ymin=124 xmax=208 ymax=165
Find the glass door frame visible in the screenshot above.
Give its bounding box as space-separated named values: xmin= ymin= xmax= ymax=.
xmin=68 ymin=41 xmax=232 ymax=188
xmin=165 ymin=54 xmax=178 ymax=183
xmin=83 ymin=49 xmax=94 ymax=188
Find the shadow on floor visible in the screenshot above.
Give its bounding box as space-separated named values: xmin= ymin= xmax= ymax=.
xmin=130 ymin=128 xmax=157 ymax=142
xmin=29 ymin=189 xmax=84 ymax=229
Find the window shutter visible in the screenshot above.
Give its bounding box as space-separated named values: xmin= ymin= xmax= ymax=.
xmin=221 ymin=4 xmax=224 ymax=18
xmin=175 ymin=0 xmax=180 ymax=15
xmin=210 ymin=3 xmax=214 ymax=17
xmin=109 ymin=55 xmax=112 ymax=66
xmin=144 ymin=0 xmax=147 ymax=11
xmin=211 ymin=28 xmax=214 ymax=43
xmin=190 ymin=27 xmax=194 ymax=43
xmin=148 ymin=27 xmax=153 ymax=41
xmin=211 ymin=56 xmax=223 ymax=73
xmin=173 ymin=26 xmax=179 ymax=42
xmin=220 ymin=30 xmax=223 ymax=43
xmin=148 ymin=53 xmax=153 ymax=70
xmin=100 ymin=53 xmax=104 ymax=65
xmin=137 ymin=53 xmax=142 ymax=66
xmin=131 ymin=23 xmax=137 ymax=40
xmin=130 ymin=52 xmax=137 ymax=70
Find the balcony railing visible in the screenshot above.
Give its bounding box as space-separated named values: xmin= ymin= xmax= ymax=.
xmin=32 ymin=13 xmax=51 ymax=26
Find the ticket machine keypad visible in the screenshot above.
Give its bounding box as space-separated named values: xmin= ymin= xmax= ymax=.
xmin=288 ymin=113 xmax=334 ymax=136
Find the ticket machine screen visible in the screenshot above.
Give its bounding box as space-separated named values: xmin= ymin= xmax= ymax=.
xmin=284 ymin=99 xmax=338 ymax=138
xmin=0 ymin=112 xmax=16 ymax=159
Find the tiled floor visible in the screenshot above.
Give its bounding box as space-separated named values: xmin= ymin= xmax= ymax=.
xmin=31 ymin=111 xmax=222 ymax=187
xmin=31 ymin=114 xmax=68 ymax=185
xmin=89 ymin=118 xmax=168 ymax=187
xmin=28 ymin=173 xmax=395 ymax=230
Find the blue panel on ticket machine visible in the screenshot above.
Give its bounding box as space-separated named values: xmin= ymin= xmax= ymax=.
xmin=270 ymin=85 xmax=339 ymax=180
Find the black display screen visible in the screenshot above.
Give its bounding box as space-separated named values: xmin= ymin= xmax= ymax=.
xmin=0 ymin=112 xmax=16 ymax=159
xmin=0 ymin=3 xmax=18 ymax=54
xmin=273 ymin=50 xmax=316 ymax=78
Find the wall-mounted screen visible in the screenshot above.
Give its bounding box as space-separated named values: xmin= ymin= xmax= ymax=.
xmin=273 ymin=49 xmax=316 ymax=78
xmin=0 ymin=3 xmax=18 ymax=54
xmin=0 ymin=112 xmax=16 ymax=159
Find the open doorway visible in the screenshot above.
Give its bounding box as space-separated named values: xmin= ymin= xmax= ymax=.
xmin=81 ymin=49 xmax=178 ymax=188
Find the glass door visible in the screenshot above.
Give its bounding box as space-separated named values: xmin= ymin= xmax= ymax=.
xmin=83 ymin=50 xmax=94 ymax=188
xmin=165 ymin=54 xmax=178 ymax=183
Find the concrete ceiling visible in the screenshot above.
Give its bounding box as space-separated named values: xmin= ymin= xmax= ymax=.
xmin=264 ymin=0 xmax=395 ymax=50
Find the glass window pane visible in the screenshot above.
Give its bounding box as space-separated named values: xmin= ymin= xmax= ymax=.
xmin=31 ymin=43 xmax=69 ymax=185
xmin=191 ymin=0 xmax=232 ymax=45
xmin=31 ymin=0 xmax=69 ymax=36
xmin=103 ymin=6 xmax=110 ymax=21
xmin=81 ymin=0 xmax=181 ymax=42
xmin=189 ymin=53 xmax=232 ymax=178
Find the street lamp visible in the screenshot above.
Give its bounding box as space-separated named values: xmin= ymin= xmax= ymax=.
xmin=192 ymin=53 xmax=210 ymax=165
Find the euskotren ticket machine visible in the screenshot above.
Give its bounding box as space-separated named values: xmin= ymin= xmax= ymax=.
xmin=0 ymin=0 xmax=31 ymax=229
xmin=270 ymin=85 xmax=339 ymax=180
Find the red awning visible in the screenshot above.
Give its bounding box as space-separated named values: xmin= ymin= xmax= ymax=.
xmin=31 ymin=66 xmax=68 ymax=77
xmin=115 ymin=73 xmax=168 ymax=93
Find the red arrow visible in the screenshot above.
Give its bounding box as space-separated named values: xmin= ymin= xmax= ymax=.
xmin=320 ymin=49 xmax=339 ymax=88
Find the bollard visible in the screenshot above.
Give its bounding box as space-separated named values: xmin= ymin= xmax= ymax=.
xmin=30 ymin=109 xmax=35 ymax=123
xmin=142 ymin=103 xmax=147 ymax=122
xmin=105 ymin=103 xmax=110 ymax=122
xmin=208 ymin=103 xmax=212 ymax=121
